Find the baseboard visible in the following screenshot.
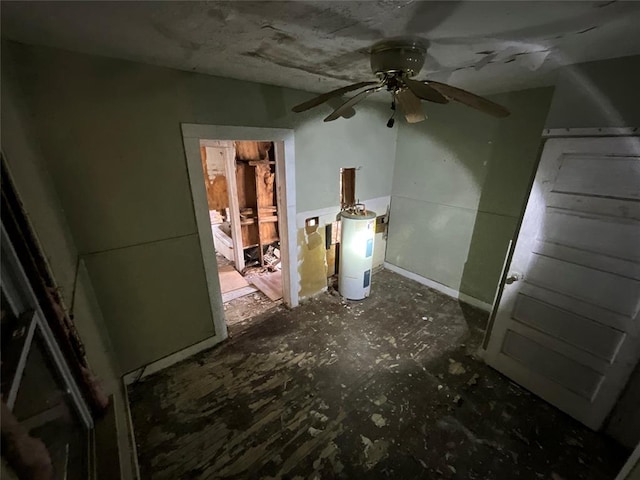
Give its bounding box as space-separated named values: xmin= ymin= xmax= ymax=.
xmin=383 ymin=262 xmax=492 ymax=312
xmin=112 ymin=385 xmax=140 ymax=480
xmin=475 ymin=347 xmax=487 ymax=360
xmin=458 ymin=292 xmax=492 ymax=313
xmin=94 ymin=396 xmax=121 ymax=479
xmin=117 ymin=337 xmax=226 ymax=478
xmin=123 ymin=335 xmax=223 ymax=385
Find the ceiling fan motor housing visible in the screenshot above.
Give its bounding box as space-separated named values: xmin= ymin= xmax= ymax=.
xmin=370 ymin=39 xmax=426 ymax=78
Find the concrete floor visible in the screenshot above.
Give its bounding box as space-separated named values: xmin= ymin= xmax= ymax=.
xmin=128 ymin=269 xmax=628 ymax=479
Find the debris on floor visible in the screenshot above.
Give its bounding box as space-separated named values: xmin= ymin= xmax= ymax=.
xmin=129 ymin=269 xmax=628 ymax=480
xmin=467 ymin=373 xmax=480 ymax=387
xmin=223 ymin=291 xmax=283 ymax=337
xmin=263 ymin=245 xmax=281 ymax=270
xmin=371 ymin=413 xmax=387 ymax=428
xmin=216 ymin=253 xmax=282 ymax=335
xmin=448 ymin=359 xmax=467 ymax=375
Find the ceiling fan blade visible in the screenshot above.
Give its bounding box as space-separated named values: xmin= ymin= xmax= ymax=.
xmin=426 ymin=81 xmax=511 ymax=118
xmin=326 ymin=96 xmax=356 ymax=119
xmin=404 ymin=78 xmax=448 ymax=104
xmin=324 ymin=85 xmax=384 ymax=122
xmin=395 ymin=89 xmax=426 ymax=123
xmin=291 ymin=81 xmax=377 ymax=113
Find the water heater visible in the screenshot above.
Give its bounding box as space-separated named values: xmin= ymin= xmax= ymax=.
xmin=339 ymin=210 xmax=376 ymax=300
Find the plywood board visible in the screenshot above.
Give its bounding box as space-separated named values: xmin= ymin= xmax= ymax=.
xmin=222 ymin=285 xmax=257 ymax=303
xmin=218 ymin=265 xmax=249 ymax=294
xmin=209 ymin=175 xmax=228 ymax=210
xmin=249 ymin=271 xmax=282 ymax=301
xmin=201 ymin=147 xmax=229 ymax=211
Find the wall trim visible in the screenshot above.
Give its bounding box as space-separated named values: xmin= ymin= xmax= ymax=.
xmin=122 ymin=334 xmax=223 ymax=385
xmin=383 ymin=262 xmax=492 ymax=312
xmin=115 ymin=385 xmax=141 ymax=480
xmin=542 ymin=127 xmax=639 ymax=138
xmin=615 ymin=442 xmax=640 ymax=480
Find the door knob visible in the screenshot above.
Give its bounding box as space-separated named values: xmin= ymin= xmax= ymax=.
xmin=505 ymin=272 xmax=522 ymax=285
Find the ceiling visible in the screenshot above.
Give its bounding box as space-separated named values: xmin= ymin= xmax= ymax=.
xmin=3 ymin=1 xmax=640 ymax=96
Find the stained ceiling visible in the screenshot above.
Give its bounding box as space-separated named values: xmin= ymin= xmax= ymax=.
xmin=2 ymin=1 xmax=640 ymax=96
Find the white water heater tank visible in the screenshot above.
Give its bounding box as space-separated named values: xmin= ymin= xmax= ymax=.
xmin=339 ymin=210 xmax=376 ymax=300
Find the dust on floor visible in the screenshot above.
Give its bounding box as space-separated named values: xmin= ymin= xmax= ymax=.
xmin=224 ymin=291 xmax=283 ymax=337
xmin=128 ymin=269 xmax=628 ymax=480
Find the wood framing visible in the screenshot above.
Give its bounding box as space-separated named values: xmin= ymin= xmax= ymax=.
xmin=223 ymin=143 xmax=245 ymax=271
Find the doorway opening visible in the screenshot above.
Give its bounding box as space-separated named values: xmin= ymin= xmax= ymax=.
xmin=182 ymin=125 xmax=297 ymax=343
xmin=199 ymin=140 xmax=285 ymax=334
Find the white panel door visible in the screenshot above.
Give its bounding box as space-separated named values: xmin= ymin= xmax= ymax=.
xmin=485 ymin=136 xmax=640 ymax=430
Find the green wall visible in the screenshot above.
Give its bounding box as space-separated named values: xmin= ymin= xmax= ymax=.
xmin=2 ymin=41 xmax=397 ymax=373
xmin=1 ymin=49 xmax=136 ymax=478
xmin=2 ymin=51 xmax=119 ymax=389
xmin=545 ymin=55 xmax=640 ymax=129
xmin=386 ymin=87 xmax=554 ymax=304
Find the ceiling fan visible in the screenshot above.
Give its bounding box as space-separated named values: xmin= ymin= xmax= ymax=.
xmin=291 ymin=38 xmax=510 ymax=125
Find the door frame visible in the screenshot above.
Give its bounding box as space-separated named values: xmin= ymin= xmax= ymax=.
xmin=181 ymin=124 xmax=298 ymax=340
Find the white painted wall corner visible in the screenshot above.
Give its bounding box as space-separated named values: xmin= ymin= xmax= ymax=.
xmin=383 ymin=262 xmax=492 ymax=312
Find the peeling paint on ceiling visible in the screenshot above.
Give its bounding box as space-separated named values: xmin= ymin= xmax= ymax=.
xmin=2 ymin=1 xmax=640 ymax=95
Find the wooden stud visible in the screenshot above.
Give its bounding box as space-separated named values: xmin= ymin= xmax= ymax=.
xmin=223 ymin=143 xmax=245 ymax=272
xmin=341 ymin=168 xmax=356 ymax=208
